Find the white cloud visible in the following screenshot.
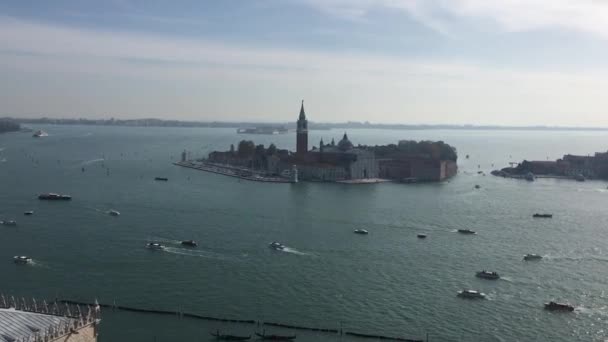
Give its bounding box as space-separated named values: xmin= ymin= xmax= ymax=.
xmin=296 ymin=0 xmax=608 ymax=38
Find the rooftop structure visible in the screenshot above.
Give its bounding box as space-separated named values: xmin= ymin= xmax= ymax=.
xmin=0 ymin=295 xmax=100 ymax=342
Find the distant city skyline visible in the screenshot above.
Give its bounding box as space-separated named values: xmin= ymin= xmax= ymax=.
xmin=2 ymin=1 xmax=608 ymax=126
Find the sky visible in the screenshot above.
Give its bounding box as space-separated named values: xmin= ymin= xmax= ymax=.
xmin=2 ymin=0 xmax=608 ymax=126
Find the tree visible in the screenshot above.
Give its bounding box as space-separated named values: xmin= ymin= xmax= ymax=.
xmin=267 ymin=143 xmax=277 ymax=155
xmin=237 ymin=140 xmax=255 ymax=158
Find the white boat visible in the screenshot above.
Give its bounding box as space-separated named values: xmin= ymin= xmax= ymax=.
xmin=476 ymin=270 xmax=500 ymax=280
xmin=13 ymin=256 xmax=32 ymax=264
xmin=108 ymin=210 xmax=120 ymax=216
xmin=354 ymin=229 xmax=369 ymax=235
xmin=269 ymin=242 xmax=285 ymax=251
xmin=1 ymin=220 xmax=17 ymax=226
xmin=146 ymin=242 xmax=165 ymax=250
xmin=32 ymin=130 xmax=48 ymax=138
xmin=457 ymin=289 xmax=486 ymax=299
xmin=523 ymin=254 xmax=543 ymax=261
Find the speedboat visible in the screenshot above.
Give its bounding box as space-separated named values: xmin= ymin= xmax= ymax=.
xmin=417 ymin=234 xmax=427 ymax=239
xmin=476 ymin=270 xmax=500 ymax=280
xmin=108 ymin=210 xmax=120 ymax=216
xmin=354 ymin=229 xmax=369 ymax=235
xmin=457 ymin=229 xmax=476 ymax=235
xmin=457 ymin=289 xmax=486 ymax=299
xmin=523 ymin=254 xmax=542 ymax=261
xmin=533 ymin=213 xmax=552 ymax=218
xmin=269 ymin=242 xmax=285 ymax=251
xmin=181 ymin=240 xmax=198 ymax=247
xmin=23 ymin=211 xmax=34 ymax=216
xmin=146 ymin=242 xmax=165 ymax=250
xmin=1 ymin=220 xmax=17 ymax=226
xmin=38 ymin=193 xmax=72 ymax=200
xmin=32 ymin=130 xmax=48 ymax=138
xmin=13 ymin=256 xmax=32 ymax=264
xmin=544 ymin=301 xmax=574 ymax=312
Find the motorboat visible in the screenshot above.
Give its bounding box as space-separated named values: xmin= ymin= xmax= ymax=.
xmin=544 ymin=301 xmax=574 ymax=312
xmin=474 ymin=184 xmax=481 ymax=189
xmin=38 ymin=193 xmax=72 ymax=200
xmin=354 ymin=229 xmax=369 ymax=235
xmin=108 ymin=210 xmax=120 ymax=216
xmin=154 ymin=177 xmax=169 ymax=181
xmin=533 ymin=213 xmax=552 ymax=218
xmin=457 ymin=289 xmax=486 ymax=299
xmin=146 ymin=242 xmax=165 ymax=250
xmin=32 ymin=130 xmax=48 ymax=138
xmin=417 ymin=234 xmax=427 ymax=239
xmin=210 ymin=331 xmax=251 ymax=341
xmin=457 ymin=229 xmax=476 ymax=235
xmin=523 ymin=254 xmax=543 ymax=261
xmin=13 ymin=256 xmax=32 ymax=264
xmin=269 ymin=242 xmax=285 ymax=251
xmin=255 ymin=332 xmax=296 ymax=340
xmin=23 ymin=211 xmax=34 ymax=216
xmin=476 ymin=270 xmax=500 ymax=280
xmin=181 ymin=240 xmax=198 ymax=247
xmin=1 ymin=220 xmax=17 ymax=226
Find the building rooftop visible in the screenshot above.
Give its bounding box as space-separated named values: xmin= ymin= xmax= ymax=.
xmin=0 ymin=308 xmax=74 ymax=341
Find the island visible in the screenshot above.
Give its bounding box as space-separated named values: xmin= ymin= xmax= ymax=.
xmin=0 ymin=119 xmax=20 ymax=134
xmin=492 ymin=151 xmax=608 ymax=181
xmin=175 ymin=101 xmax=458 ymax=183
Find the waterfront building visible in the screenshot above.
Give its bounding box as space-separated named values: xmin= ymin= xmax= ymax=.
xmin=0 ymin=295 xmax=100 ymax=342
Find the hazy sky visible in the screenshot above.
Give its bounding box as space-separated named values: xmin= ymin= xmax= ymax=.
xmin=2 ymin=0 xmax=608 ymax=125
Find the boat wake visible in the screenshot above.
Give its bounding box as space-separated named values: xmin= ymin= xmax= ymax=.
xmin=0 ymin=158 xmax=6 ymax=163
xmin=81 ymin=158 xmax=105 ymax=166
xmin=149 ymin=236 xmax=182 ymax=245
xmin=280 ymin=247 xmax=309 ymax=256
xmin=163 ymin=247 xmax=232 ymax=261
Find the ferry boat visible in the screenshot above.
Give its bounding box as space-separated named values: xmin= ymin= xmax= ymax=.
xmin=146 ymin=242 xmax=165 ymax=250
xmin=533 ymin=213 xmax=552 ymax=218
xmin=354 ymin=229 xmax=369 ymax=235
xmin=523 ymin=254 xmax=543 ymax=261
xmin=181 ymin=240 xmax=198 ymax=247
xmin=32 ymin=130 xmax=48 ymax=138
xmin=38 ymin=193 xmax=72 ymax=200
xmin=476 ymin=270 xmax=500 ymax=280
xmin=457 ymin=229 xmax=476 ymax=235
xmin=457 ymin=289 xmax=486 ymax=299
xmin=13 ymin=256 xmax=32 ymax=264
xmin=23 ymin=211 xmax=34 ymax=216
xmin=108 ymin=210 xmax=120 ymax=216
xmin=544 ymin=301 xmax=574 ymax=312
xmin=269 ymin=242 xmax=285 ymax=251
xmin=1 ymin=220 xmax=17 ymax=226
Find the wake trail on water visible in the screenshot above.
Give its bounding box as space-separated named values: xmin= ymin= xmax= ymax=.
xmin=163 ymin=247 xmax=233 ymax=261
xmin=81 ymin=158 xmax=105 ymax=166
xmin=280 ymin=247 xmax=313 ymax=256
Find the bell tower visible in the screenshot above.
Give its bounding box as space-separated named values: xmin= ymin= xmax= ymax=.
xmin=296 ymin=100 xmax=308 ymax=156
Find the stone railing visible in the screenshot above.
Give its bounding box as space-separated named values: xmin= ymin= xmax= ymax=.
xmin=0 ymin=294 xmax=100 ymax=342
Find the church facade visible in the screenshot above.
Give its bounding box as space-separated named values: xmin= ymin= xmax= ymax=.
xmin=279 ymin=101 xmax=379 ymax=181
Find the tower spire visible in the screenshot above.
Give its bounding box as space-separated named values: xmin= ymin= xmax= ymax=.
xmin=299 ymin=100 xmax=306 ymax=120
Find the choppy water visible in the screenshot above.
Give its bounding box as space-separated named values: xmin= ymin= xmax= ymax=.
xmin=1 ymin=126 xmax=608 ymax=341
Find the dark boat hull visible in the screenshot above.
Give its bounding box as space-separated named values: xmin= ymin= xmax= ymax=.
xmin=210 ymin=333 xmax=251 ymax=341
xmin=154 ymin=177 xmax=168 ymax=181
xmin=255 ymin=333 xmax=296 ymax=340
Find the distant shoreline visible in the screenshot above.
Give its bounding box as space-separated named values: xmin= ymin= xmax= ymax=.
xmin=5 ymin=117 xmax=608 ymax=131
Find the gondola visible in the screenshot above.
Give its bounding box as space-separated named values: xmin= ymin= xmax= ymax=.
xmin=255 ymin=332 xmax=296 ymax=340
xmin=210 ymin=331 xmax=251 ymax=341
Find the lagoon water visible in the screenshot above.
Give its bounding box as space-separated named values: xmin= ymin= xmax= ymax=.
xmin=2 ymin=125 xmax=608 ymax=341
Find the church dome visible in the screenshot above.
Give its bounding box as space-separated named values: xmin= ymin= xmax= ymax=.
xmin=338 ymin=132 xmax=354 ymax=151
